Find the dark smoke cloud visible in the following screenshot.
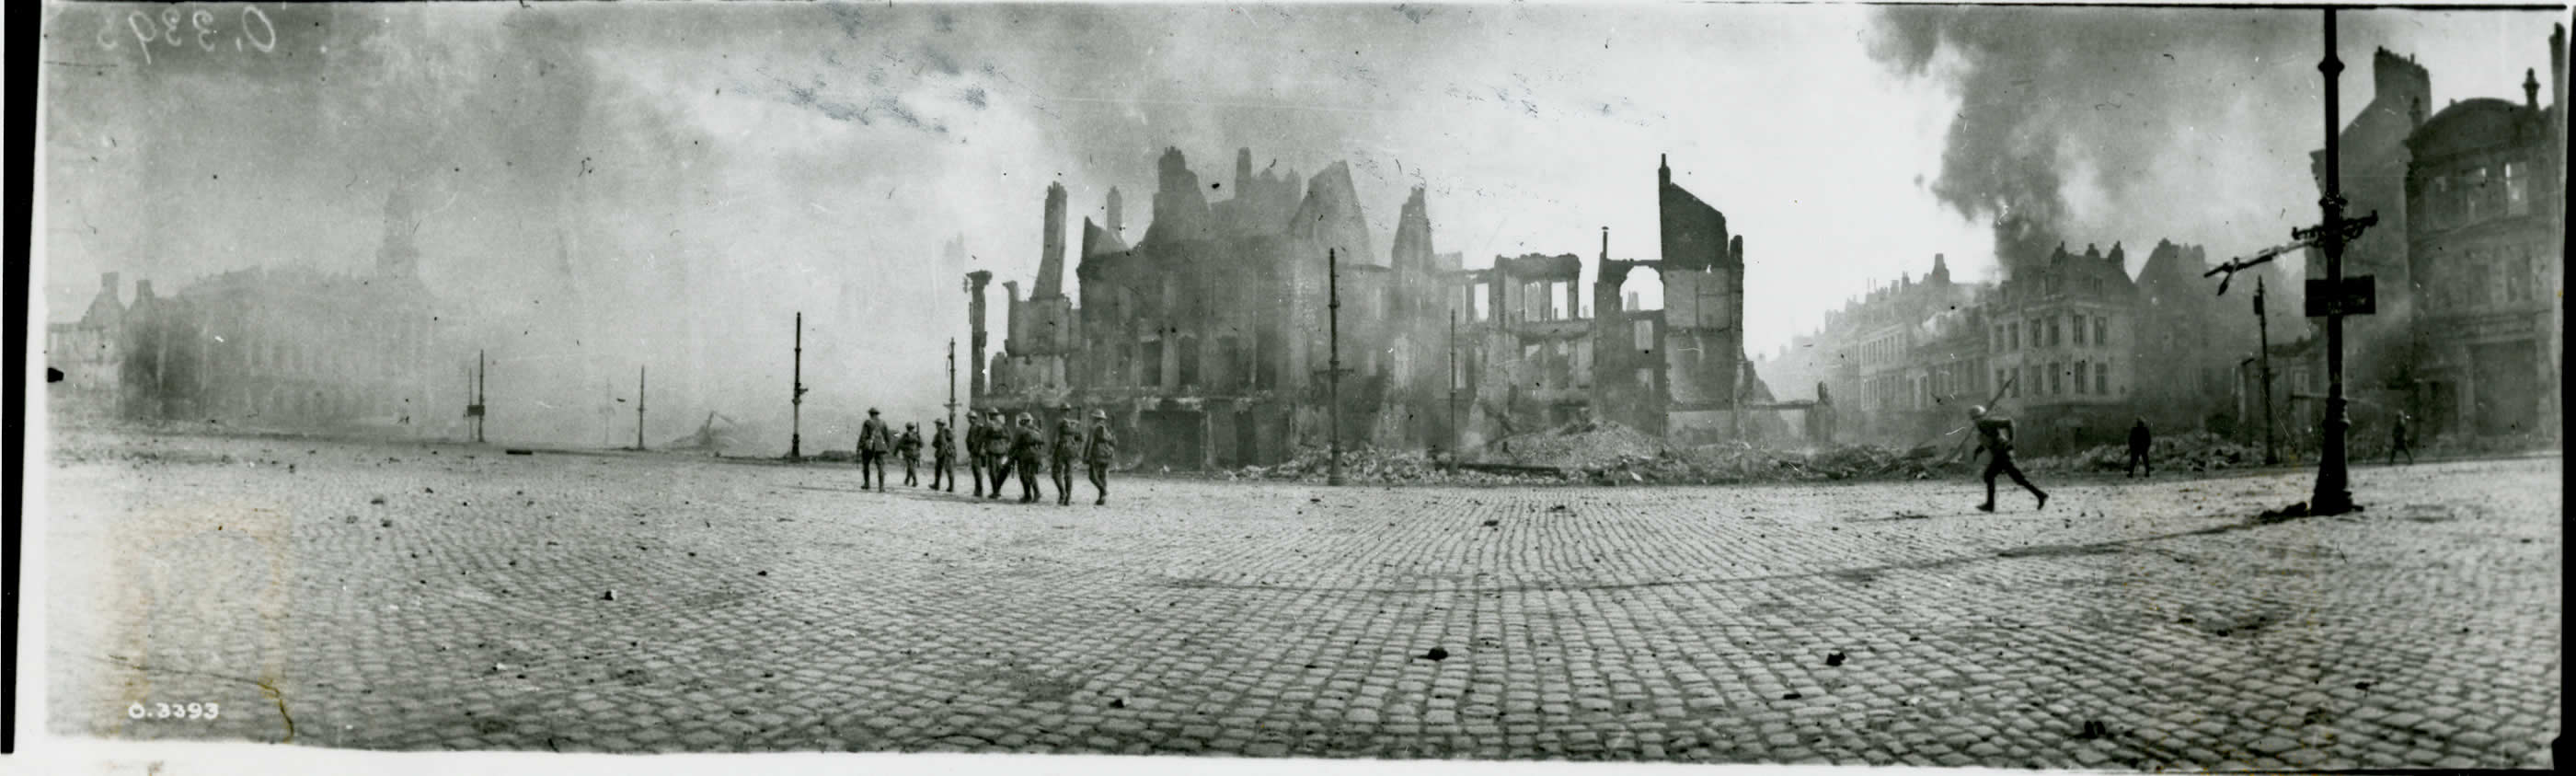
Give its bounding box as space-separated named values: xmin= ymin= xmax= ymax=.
xmin=1866 ymin=7 xmax=2403 ymax=272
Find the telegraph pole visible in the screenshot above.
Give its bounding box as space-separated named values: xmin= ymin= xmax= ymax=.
xmin=472 ymin=349 xmax=487 ymax=444
xmin=2256 ymin=276 xmax=2280 ymax=466
xmin=2310 ymin=8 xmax=2357 ymax=515
xmin=790 ymin=312 xmax=805 ymax=460
xmin=946 ymin=338 xmax=959 ymax=433
xmin=1328 ymin=248 xmax=1346 ymax=486
xmin=635 ymin=365 xmax=647 ymax=451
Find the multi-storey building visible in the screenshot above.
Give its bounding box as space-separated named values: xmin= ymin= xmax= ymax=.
xmin=52 ymin=189 xmax=443 ymax=432
xmin=1981 ymin=242 xmax=2139 ymax=451
xmin=2399 ymin=26 xmax=2564 ymax=440
xmin=44 ymin=272 xmax=131 ymax=420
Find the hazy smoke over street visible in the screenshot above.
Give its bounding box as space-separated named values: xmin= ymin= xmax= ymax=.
xmin=41 ymin=4 xmax=2557 ymax=450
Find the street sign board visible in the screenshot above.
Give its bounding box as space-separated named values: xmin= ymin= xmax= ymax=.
xmin=466 ymin=403 xmax=486 ymax=418
xmin=2305 ymin=275 xmax=2375 ymax=318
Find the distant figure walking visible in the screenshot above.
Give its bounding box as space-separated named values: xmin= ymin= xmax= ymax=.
xmin=897 ymin=422 xmax=924 ymax=486
xmin=1011 ymin=413 xmax=1045 ymax=504
xmin=1050 ymin=414 xmax=1082 ymax=505
xmin=1970 ymin=405 xmax=2047 ymax=513
xmin=930 ymin=418 xmax=958 ymax=492
xmin=983 ymin=410 xmax=1014 ymax=500
xmin=1084 ymin=410 xmax=1117 ymax=505
xmin=2388 ymin=413 xmax=2414 ymax=466
xmin=857 ymin=408 xmax=892 ymax=491
xmin=2126 ymin=418 xmax=2153 ymax=478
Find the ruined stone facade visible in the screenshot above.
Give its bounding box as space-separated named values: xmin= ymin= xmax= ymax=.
xmin=971 ymin=152 xmax=1774 ymax=469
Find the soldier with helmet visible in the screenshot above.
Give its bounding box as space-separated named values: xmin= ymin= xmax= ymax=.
xmin=1011 ymin=412 xmax=1046 ymax=503
xmin=983 ymin=410 xmax=1014 ymax=499
xmin=1050 ymin=411 xmax=1083 ymax=505
xmin=1083 ymin=409 xmax=1118 ymax=505
xmin=930 ymin=417 xmax=958 ymax=492
xmin=857 ymin=408 xmax=892 ymax=491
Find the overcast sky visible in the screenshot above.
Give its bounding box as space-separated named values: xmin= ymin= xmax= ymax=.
xmin=39 ymin=3 xmax=2566 ymax=420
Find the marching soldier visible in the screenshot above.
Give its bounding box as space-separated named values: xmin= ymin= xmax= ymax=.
xmin=964 ymin=414 xmax=988 ymax=497
xmin=1968 ymin=405 xmax=2047 ymax=513
xmin=897 ymin=422 xmax=924 ymax=487
xmin=1011 ymin=412 xmax=1046 ymax=504
xmin=930 ymin=418 xmax=958 ymax=492
xmin=1051 ymin=413 xmax=1082 ymax=505
xmin=983 ymin=410 xmax=1014 ymax=500
xmin=857 ymin=408 xmax=892 ymax=491
xmin=1084 ymin=409 xmax=1117 ymax=505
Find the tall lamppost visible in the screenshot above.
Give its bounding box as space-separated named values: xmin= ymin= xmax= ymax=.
xmin=2307 ymin=7 xmax=2363 ymax=515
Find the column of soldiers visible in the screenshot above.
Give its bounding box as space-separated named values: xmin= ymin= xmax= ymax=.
xmin=872 ymin=407 xmax=1116 ymax=505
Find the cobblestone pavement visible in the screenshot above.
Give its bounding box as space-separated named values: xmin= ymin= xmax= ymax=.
xmin=41 ymin=430 xmax=2561 ymax=769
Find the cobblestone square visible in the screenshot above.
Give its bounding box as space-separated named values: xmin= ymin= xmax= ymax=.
xmin=40 ymin=431 xmax=2561 ymax=769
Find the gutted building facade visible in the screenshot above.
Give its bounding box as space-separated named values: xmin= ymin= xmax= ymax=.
xmin=970 ymin=152 xmax=1777 ymax=469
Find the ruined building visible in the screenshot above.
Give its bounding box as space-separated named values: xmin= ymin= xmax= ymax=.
xmin=1578 ymin=156 xmax=1764 ymax=443
xmin=970 ymin=151 xmax=1776 ymax=469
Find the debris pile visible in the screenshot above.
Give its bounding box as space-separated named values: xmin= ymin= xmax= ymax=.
xmin=1574 ymin=443 xmax=1961 ymax=485
xmin=2023 ymin=432 xmax=2262 ymax=474
xmin=1230 ymin=446 xmax=1571 ymax=485
xmin=1480 ymin=420 xmax=1669 ymax=469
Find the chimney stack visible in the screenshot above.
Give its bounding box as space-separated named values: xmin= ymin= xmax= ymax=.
xmin=1035 ymin=182 xmax=1068 ymax=299
xmin=2525 ymin=68 xmax=2541 ymax=110
xmin=2552 ymin=25 xmax=2566 ymax=118
xmin=1600 ymin=226 xmax=1609 ymax=261
xmin=1106 ymin=187 xmax=1123 ymax=237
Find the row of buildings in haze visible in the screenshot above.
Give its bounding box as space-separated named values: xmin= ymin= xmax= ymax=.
xmin=1756 ymin=26 xmax=2566 ymax=457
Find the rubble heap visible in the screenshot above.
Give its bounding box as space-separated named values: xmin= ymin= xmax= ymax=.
xmin=2022 ymin=431 xmax=2262 ymax=474
xmin=1479 ymin=420 xmax=1670 ymax=469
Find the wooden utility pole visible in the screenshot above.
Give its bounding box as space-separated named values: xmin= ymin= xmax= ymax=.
xmin=471 ymin=349 xmax=487 ymax=444
xmin=2256 ymin=276 xmax=2280 ymax=465
xmin=790 ymin=312 xmax=805 ymax=459
xmin=946 ymin=338 xmax=959 ymax=433
xmin=1328 ymin=248 xmax=1345 ymax=486
xmin=635 ymin=365 xmax=647 ymax=451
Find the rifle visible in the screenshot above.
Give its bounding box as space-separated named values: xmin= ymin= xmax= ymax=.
xmin=1939 ymin=375 xmax=2018 ymax=464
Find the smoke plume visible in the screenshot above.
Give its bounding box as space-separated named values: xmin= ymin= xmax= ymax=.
xmin=1866 ymin=7 xmax=2398 ymax=273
